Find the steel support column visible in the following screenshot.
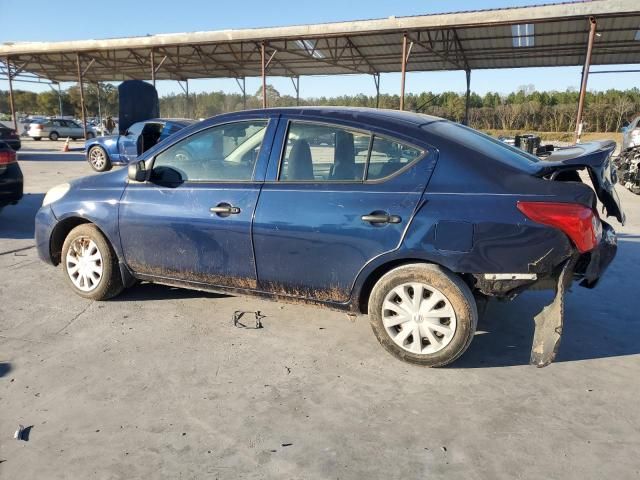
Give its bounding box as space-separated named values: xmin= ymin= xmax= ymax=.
xmin=400 ymin=34 xmax=408 ymax=111
xmin=261 ymin=42 xmax=267 ymax=108
xmin=150 ymin=49 xmax=156 ymax=87
xmin=373 ymin=73 xmax=380 ymax=108
xmin=48 ymin=82 xmax=63 ymax=117
xmin=464 ymin=68 xmax=471 ymax=126
xmin=575 ymin=17 xmax=597 ymax=144
xmin=291 ymin=76 xmax=300 ymax=106
xmin=185 ymin=79 xmax=189 ymax=118
xmin=5 ymin=57 xmax=17 ymax=131
xmin=235 ymin=77 xmax=247 ymax=110
xmin=76 ymin=53 xmax=87 ymax=140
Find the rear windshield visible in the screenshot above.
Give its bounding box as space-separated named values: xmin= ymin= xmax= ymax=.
xmin=422 ymin=121 xmax=540 ymax=170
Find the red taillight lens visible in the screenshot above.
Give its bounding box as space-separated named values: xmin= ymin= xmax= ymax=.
xmin=517 ymin=201 xmax=600 ymax=253
xmin=0 ymin=149 xmax=17 ymax=165
xmin=34 ymin=124 xmax=43 ymax=130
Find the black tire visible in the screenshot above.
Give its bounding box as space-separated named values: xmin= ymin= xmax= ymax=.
xmin=49 ymin=131 xmax=59 ymax=141
xmin=33 ymin=137 xmax=41 ymax=141
xmin=61 ymin=224 xmax=124 ymax=300
xmin=87 ymin=146 xmax=112 ymax=172
xmin=368 ymin=263 xmax=477 ymax=367
xmin=86 ymin=132 xmax=95 ymax=139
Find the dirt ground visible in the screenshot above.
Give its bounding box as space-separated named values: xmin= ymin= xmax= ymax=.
xmin=1 ymin=144 xmax=639 ymax=479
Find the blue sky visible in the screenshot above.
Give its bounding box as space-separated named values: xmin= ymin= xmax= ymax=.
xmin=1 ymin=0 xmax=638 ymax=98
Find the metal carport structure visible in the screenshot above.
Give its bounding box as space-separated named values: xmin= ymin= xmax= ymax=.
xmin=2 ymin=0 xmax=640 ymax=140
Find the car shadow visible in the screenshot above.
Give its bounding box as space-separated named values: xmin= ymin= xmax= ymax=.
xmin=454 ymin=237 xmax=640 ymax=368
xmin=0 ymin=193 xmax=45 ymax=240
xmin=17 ymin=152 xmax=84 ymax=162
xmin=113 ymin=282 xmax=231 ymax=302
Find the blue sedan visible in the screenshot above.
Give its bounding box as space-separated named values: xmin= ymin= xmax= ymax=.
xmin=36 ymin=107 xmax=624 ymax=367
xmin=84 ymin=118 xmax=194 ymax=172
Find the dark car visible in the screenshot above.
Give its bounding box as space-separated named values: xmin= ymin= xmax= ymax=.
xmin=35 ymin=107 xmax=624 ymax=367
xmin=0 ymin=125 xmax=21 ymax=150
xmin=0 ymin=141 xmax=23 ymax=212
xmin=84 ymin=118 xmax=194 ymax=172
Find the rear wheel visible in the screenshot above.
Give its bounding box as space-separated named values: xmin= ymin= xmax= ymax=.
xmin=88 ymin=146 xmax=112 ymax=172
xmin=33 ymin=137 xmax=41 ymax=141
xmin=86 ymin=132 xmax=95 ymax=139
xmin=61 ymin=224 xmax=124 ymax=300
xmin=49 ymin=131 xmax=59 ymax=141
xmin=368 ymin=263 xmax=477 ymax=367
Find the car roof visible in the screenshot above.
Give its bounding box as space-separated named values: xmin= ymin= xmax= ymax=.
xmin=230 ymin=106 xmax=441 ymax=128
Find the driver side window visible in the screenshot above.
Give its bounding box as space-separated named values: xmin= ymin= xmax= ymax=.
xmin=152 ymin=120 xmax=268 ymax=183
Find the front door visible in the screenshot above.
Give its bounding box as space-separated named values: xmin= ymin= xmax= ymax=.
xmin=119 ymin=121 xmax=145 ymax=163
xmin=252 ymin=119 xmax=432 ymax=303
xmin=118 ymin=118 xmax=276 ymax=289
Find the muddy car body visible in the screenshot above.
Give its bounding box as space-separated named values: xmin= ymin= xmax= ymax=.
xmin=35 ymin=107 xmax=624 ymax=367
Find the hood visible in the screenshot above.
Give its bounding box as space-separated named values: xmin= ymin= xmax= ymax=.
xmin=535 ymin=140 xmax=625 ymax=225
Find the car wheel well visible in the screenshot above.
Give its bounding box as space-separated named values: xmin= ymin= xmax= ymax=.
xmin=356 ymin=259 xmax=473 ymax=314
xmin=49 ymin=217 xmax=94 ymax=265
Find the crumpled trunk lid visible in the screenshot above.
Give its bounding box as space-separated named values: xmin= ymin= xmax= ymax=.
xmin=535 ymin=140 xmax=625 ymax=224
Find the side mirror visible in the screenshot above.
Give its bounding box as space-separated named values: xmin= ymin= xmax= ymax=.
xmin=128 ymin=160 xmax=147 ymax=182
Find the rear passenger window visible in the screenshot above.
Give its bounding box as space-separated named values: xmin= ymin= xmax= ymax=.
xmin=366 ymin=136 xmax=424 ymax=180
xmin=279 ymin=122 xmax=371 ymax=181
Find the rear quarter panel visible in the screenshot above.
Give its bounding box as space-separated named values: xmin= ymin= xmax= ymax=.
xmin=85 ymin=136 xmax=123 ymax=163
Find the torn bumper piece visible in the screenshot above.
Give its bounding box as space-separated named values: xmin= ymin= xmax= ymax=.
xmin=530 ymin=255 xmax=578 ymax=367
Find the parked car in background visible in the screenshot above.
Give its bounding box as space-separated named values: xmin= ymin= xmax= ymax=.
xmin=0 ymin=141 xmax=23 ymax=213
xmin=84 ymin=118 xmax=194 ymax=172
xmin=622 ymin=115 xmax=640 ymax=150
xmin=0 ymin=125 xmax=21 ymax=150
xmin=28 ymin=118 xmax=96 ymax=141
xmin=35 ymin=107 xmax=624 ymax=367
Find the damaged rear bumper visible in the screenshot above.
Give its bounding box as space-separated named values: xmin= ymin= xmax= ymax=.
xmin=531 ymin=221 xmax=617 ymax=367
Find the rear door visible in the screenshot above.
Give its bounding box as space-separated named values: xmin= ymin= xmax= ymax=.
xmin=118 ymin=117 xmax=277 ymax=288
xmin=252 ymin=118 xmax=432 ymax=303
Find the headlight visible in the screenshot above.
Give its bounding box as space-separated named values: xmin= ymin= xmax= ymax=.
xmin=43 ymin=183 xmax=70 ymax=206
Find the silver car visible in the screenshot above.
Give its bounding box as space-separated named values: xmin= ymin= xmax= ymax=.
xmin=622 ymin=115 xmax=640 ymax=151
xmin=27 ymin=118 xmax=95 ymax=141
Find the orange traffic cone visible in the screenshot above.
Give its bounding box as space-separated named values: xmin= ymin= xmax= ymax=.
xmin=62 ymin=137 xmax=70 ymax=152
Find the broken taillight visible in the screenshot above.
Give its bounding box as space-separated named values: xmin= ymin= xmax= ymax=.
xmin=0 ymin=149 xmax=17 ymax=165
xmin=517 ymin=201 xmax=600 ymax=253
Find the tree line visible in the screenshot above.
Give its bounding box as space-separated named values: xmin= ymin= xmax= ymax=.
xmin=2 ymin=83 xmax=639 ymax=132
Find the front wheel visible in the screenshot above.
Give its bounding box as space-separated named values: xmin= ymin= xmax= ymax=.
xmin=88 ymin=146 xmax=112 ymax=172
xmin=368 ymin=263 xmax=477 ymax=367
xmin=61 ymin=224 xmax=124 ymax=300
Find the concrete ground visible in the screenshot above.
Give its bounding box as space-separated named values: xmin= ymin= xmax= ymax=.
xmin=1 ymin=144 xmax=639 ymax=479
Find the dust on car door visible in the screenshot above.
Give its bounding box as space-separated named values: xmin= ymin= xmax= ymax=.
xmin=118 ymin=116 xmax=278 ymax=288
xmin=252 ymin=118 xmax=434 ymax=303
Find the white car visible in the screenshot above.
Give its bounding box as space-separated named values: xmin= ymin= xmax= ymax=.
xmin=27 ymin=118 xmax=95 ymax=141
xmin=622 ymin=115 xmax=640 ymax=151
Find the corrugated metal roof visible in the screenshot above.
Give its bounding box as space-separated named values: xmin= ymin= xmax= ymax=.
xmin=1 ymin=0 xmax=639 ymax=82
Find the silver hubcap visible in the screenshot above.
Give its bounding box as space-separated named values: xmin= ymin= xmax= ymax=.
xmin=66 ymin=237 xmax=103 ymax=292
xmin=90 ymin=149 xmax=106 ymax=168
xmin=382 ymin=282 xmax=457 ymax=355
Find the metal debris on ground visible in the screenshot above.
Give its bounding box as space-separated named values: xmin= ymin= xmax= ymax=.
xmin=232 ymin=310 xmax=265 ymax=329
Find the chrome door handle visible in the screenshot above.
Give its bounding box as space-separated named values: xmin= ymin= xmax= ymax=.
xmin=210 ymin=204 xmax=241 ymax=216
xmin=361 ymin=213 xmax=401 ymax=224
